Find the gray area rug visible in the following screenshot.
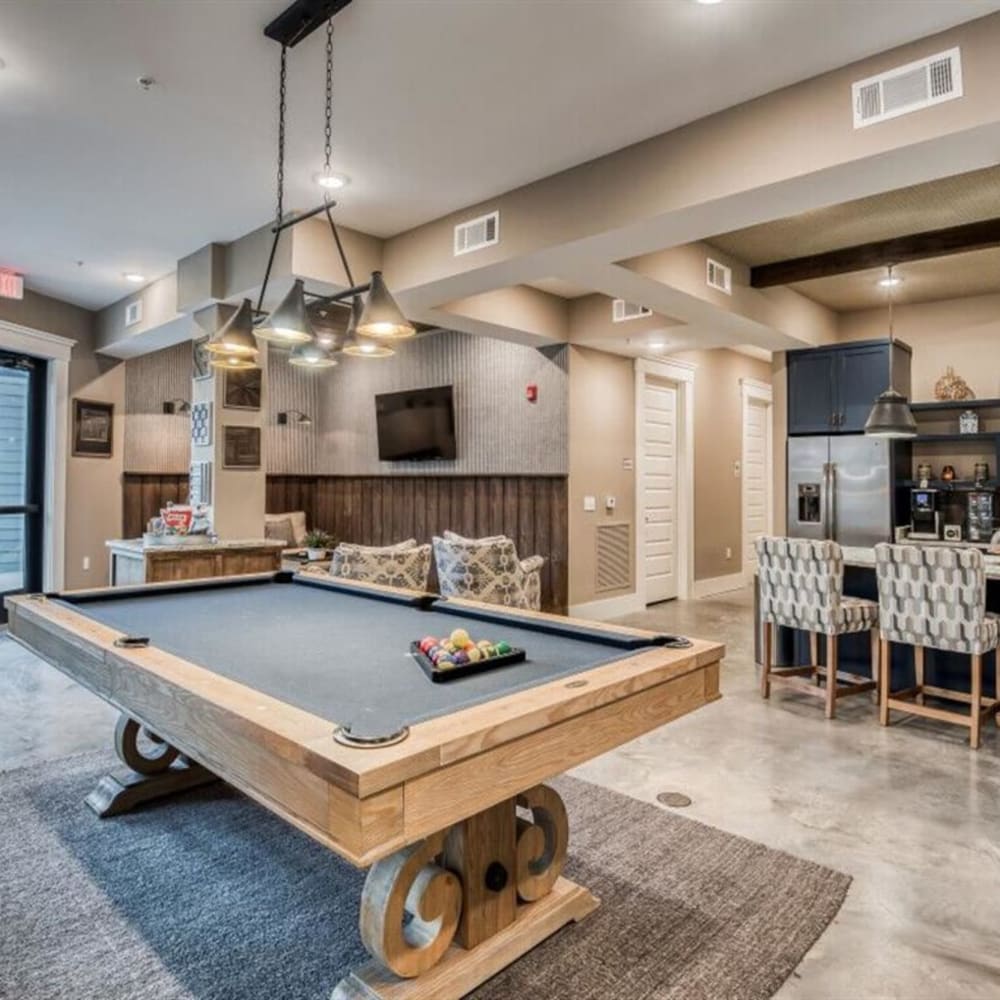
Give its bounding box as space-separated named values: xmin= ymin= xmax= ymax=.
xmin=0 ymin=752 xmax=850 ymax=1000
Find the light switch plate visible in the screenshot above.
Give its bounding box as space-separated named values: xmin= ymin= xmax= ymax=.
xmin=623 ymin=458 xmax=634 ymax=471
xmin=583 ymin=495 xmax=597 ymax=512
xmin=605 ymin=496 xmax=616 ymax=510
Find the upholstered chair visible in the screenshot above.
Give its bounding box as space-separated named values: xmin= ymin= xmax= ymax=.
xmin=756 ymin=536 xmax=879 ymax=719
xmin=874 ymin=543 xmax=1000 ymax=749
xmin=327 ymin=540 xmax=432 ymax=591
xmin=433 ymin=533 xmax=545 ymax=611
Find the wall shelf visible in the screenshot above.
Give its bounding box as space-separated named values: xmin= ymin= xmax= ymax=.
xmin=901 ymin=479 xmax=999 ymax=491
xmin=911 ymin=398 xmax=1000 ymax=412
xmin=912 ymin=432 xmax=999 ymax=443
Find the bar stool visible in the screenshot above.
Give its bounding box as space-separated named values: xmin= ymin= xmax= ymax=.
xmin=874 ymin=543 xmax=1000 ymax=750
xmin=757 ymin=537 xmax=879 ymax=719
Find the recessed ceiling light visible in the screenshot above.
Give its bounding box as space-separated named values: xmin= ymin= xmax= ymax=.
xmin=648 ymin=340 xmax=667 ymax=351
xmin=878 ymin=275 xmax=902 ymax=288
xmin=695 ymin=0 xmax=724 ymax=5
xmin=123 ymin=272 xmax=145 ymax=284
xmin=315 ymin=171 xmax=350 ymax=190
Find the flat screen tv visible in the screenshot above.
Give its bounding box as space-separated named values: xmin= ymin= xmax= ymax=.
xmin=375 ymin=384 xmax=457 ymax=461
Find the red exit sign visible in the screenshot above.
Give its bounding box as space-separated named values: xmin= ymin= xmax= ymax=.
xmin=0 ymin=271 xmax=24 ymax=300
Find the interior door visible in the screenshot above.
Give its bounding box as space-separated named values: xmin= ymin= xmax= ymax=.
xmin=742 ymin=395 xmax=771 ymax=572
xmin=0 ymin=351 xmax=46 ymax=617
xmin=642 ymin=377 xmax=678 ymax=604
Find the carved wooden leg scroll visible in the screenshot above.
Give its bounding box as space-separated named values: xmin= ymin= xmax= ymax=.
xmin=332 ymin=783 xmax=598 ymax=1000
xmin=85 ymin=713 xmax=216 ymax=817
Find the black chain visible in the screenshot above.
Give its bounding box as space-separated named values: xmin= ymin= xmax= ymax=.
xmin=323 ymin=19 xmax=334 ymax=182
xmin=276 ymin=45 xmax=287 ymax=223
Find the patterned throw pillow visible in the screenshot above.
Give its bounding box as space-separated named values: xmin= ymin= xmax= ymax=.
xmin=433 ymin=535 xmax=533 ymax=609
xmin=264 ymin=517 xmax=295 ymax=544
xmin=443 ymin=530 xmax=507 ymax=546
xmin=329 ymin=542 xmax=431 ymax=591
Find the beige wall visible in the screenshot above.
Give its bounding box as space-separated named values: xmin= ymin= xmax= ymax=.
xmin=672 ymin=348 xmax=773 ymax=581
xmin=838 ymin=293 xmax=1000 ymax=402
xmin=0 ymin=290 xmax=124 ymax=590
xmin=567 ymin=346 xmax=635 ymax=606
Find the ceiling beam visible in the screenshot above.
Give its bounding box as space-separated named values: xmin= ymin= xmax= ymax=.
xmin=750 ymin=218 xmax=1000 ymax=288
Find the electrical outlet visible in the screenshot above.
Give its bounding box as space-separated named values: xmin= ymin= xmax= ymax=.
xmin=725 ymin=547 xmax=732 ymax=560
xmin=82 ymin=556 xmax=90 ymax=571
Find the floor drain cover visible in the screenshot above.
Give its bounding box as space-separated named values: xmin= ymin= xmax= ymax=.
xmin=657 ymin=792 xmax=692 ymax=808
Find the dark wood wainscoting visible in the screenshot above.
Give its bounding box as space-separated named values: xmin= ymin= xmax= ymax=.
xmin=122 ymin=473 xmax=189 ymax=539
xmin=123 ymin=473 xmax=568 ymax=612
xmin=269 ymin=475 xmax=569 ymax=613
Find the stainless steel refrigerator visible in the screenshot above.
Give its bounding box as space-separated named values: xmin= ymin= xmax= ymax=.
xmin=787 ymin=436 xmax=892 ymax=548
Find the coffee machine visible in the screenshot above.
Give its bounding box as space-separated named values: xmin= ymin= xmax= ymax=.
xmin=967 ymin=491 xmax=995 ymax=543
xmin=910 ymin=488 xmax=941 ymax=540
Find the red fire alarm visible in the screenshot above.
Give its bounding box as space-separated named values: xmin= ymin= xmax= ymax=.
xmin=526 ymin=383 xmax=538 ymax=403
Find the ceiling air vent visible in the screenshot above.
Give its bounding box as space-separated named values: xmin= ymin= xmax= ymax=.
xmin=454 ymin=211 xmax=500 ymax=256
xmin=706 ymin=258 xmax=732 ymax=295
xmin=852 ymin=47 xmax=962 ymax=129
xmin=612 ymin=299 xmax=652 ymax=322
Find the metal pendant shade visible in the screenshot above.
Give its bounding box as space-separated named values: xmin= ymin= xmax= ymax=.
xmin=288 ymin=338 xmax=338 ymax=368
xmin=256 ymin=279 xmax=315 ymax=344
xmin=205 ymin=299 xmax=259 ymax=361
xmin=355 ymin=271 xmax=415 ymax=340
xmin=864 ymin=264 xmax=916 ymax=440
xmin=863 ymin=388 xmax=918 ymax=438
xmin=342 ymin=297 xmax=395 ymax=358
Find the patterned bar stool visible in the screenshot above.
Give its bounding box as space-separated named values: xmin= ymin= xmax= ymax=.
xmin=874 ymin=544 xmax=1000 ymax=750
xmin=757 ymin=537 xmax=879 ymax=719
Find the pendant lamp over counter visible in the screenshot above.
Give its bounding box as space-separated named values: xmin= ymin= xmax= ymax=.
xmin=864 ymin=264 xmax=917 ymax=440
xmin=355 ymin=271 xmax=415 ymax=340
xmin=342 ymin=296 xmax=394 ymax=358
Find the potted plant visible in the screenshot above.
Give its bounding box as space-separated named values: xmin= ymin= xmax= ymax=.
xmin=303 ymin=530 xmax=335 ymax=562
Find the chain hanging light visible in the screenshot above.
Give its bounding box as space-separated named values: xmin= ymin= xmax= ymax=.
xmin=864 ymin=264 xmax=917 ymax=439
xmin=248 ymin=13 xmax=415 ymax=361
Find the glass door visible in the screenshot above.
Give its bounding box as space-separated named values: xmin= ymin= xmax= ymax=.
xmin=0 ymin=350 xmax=46 ymax=615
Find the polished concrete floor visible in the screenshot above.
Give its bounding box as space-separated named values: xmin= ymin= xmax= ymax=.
xmin=2 ymin=587 xmax=999 ymax=999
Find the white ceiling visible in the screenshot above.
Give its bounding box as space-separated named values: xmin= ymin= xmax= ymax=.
xmin=3 ymin=0 xmax=998 ymax=310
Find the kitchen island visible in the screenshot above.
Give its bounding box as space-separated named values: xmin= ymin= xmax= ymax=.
xmin=756 ymin=542 xmax=1000 ymax=697
xmin=106 ymin=538 xmax=285 ymax=586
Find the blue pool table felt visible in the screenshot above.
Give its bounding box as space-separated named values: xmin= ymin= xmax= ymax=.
xmin=63 ymin=580 xmax=658 ymax=740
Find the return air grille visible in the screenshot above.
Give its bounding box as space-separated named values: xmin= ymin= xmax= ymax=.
xmin=706 ymin=258 xmax=732 ymax=295
xmin=596 ymin=522 xmax=631 ymax=592
xmin=454 ymin=211 xmax=500 ymax=256
xmin=852 ymin=47 xmax=962 ymax=129
xmin=612 ymin=299 xmax=652 ymax=322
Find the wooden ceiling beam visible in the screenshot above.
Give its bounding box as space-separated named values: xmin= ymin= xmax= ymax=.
xmin=750 ymin=218 xmax=1000 ymax=288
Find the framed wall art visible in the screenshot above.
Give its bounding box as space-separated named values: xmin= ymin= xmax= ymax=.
xmin=224 ymin=367 xmax=262 ymax=410
xmin=223 ymin=425 xmax=261 ymax=469
xmin=72 ymin=399 xmax=114 ymax=458
xmin=192 ymin=337 xmax=212 ymax=381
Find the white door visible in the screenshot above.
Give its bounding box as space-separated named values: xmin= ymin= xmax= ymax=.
xmin=642 ymin=378 xmax=678 ymax=603
xmin=742 ymin=395 xmax=771 ymax=574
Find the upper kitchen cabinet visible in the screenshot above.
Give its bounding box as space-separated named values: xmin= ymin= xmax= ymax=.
xmin=787 ymin=339 xmax=912 ymax=435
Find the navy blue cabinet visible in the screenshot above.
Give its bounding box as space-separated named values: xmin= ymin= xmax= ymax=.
xmin=787 ymin=339 xmax=911 ymax=436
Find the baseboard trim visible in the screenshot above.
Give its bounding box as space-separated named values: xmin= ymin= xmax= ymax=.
xmin=569 ymin=592 xmax=644 ymax=622
xmin=692 ymin=573 xmax=748 ymax=600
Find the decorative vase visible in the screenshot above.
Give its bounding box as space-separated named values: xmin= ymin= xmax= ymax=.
xmin=933 ymin=366 xmax=975 ymax=401
xmin=306 ymin=547 xmax=327 ymax=561
xmin=941 ymin=464 xmax=956 ymax=482
xmin=916 ymin=462 xmax=933 ymax=484
xmin=959 ymin=409 xmax=979 ymax=434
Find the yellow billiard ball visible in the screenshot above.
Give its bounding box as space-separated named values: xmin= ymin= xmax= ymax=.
xmin=466 ymin=647 xmax=481 ymax=663
xmin=450 ymin=628 xmax=471 ymax=647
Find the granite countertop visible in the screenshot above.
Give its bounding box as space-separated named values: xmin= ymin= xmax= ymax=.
xmin=106 ymin=538 xmax=286 ymax=554
xmin=842 ymin=544 xmax=1000 ymax=579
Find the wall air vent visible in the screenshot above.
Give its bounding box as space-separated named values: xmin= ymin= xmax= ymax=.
xmin=454 ymin=211 xmax=500 ymax=256
xmin=124 ymin=299 xmax=142 ymax=327
xmin=706 ymin=258 xmax=732 ymax=295
xmin=612 ymin=299 xmax=652 ymax=322
xmin=852 ymin=47 xmax=962 ymax=129
xmin=596 ymin=523 xmax=631 ymax=592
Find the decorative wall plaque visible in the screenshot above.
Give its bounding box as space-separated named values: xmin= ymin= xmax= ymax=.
xmin=191 ymin=401 xmax=213 ymax=446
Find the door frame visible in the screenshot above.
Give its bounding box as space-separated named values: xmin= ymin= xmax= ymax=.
xmin=634 ymin=356 xmax=695 ymax=605
xmin=0 ymin=320 xmax=74 ymax=591
xmin=740 ymin=376 xmax=773 ymax=583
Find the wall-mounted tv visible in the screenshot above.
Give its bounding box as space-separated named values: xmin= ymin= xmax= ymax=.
xmin=375 ymin=384 xmax=457 ymax=461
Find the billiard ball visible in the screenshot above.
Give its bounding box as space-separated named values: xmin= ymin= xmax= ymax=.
xmin=466 ymin=647 xmax=481 ymax=663
xmin=453 ymin=651 xmax=469 ymax=666
xmin=450 ymin=628 xmax=471 ymax=648
xmin=495 ymin=640 xmax=512 ymax=655
xmin=419 ymin=636 xmax=436 ymax=654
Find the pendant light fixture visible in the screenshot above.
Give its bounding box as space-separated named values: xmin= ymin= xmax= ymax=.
xmin=356 ymin=271 xmax=415 ymax=340
xmin=257 ymin=279 xmax=315 ymax=344
xmin=250 ymin=10 xmax=414 ymax=363
xmin=342 ymin=296 xmax=394 ymax=358
xmin=864 ymin=264 xmax=917 ymax=439
xmin=205 ymin=299 xmax=259 ymax=367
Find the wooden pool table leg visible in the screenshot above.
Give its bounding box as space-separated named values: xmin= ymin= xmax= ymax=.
xmin=332 ymin=783 xmax=599 ymax=1000
xmin=85 ymin=713 xmax=217 ymax=818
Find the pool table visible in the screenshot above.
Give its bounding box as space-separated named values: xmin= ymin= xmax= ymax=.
xmin=7 ymin=572 xmax=724 ymax=999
